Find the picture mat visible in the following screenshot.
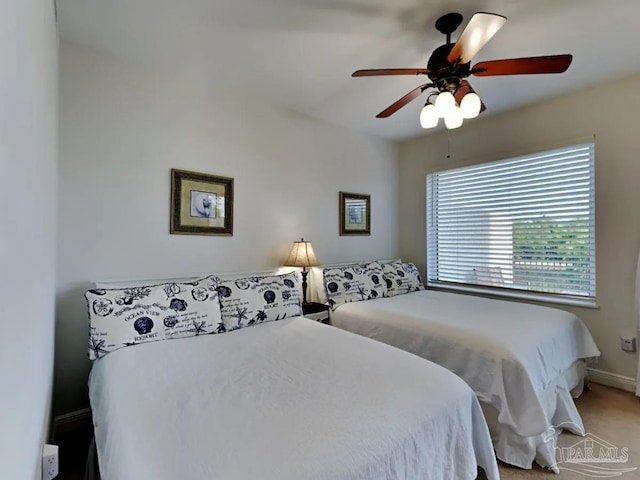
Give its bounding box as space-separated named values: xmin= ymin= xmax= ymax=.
xmin=180 ymin=178 xmax=226 ymax=228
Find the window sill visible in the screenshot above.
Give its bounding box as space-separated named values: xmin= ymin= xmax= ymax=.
xmin=426 ymin=282 xmax=599 ymax=309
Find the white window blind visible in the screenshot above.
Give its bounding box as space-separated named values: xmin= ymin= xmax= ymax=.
xmin=427 ymin=142 xmax=595 ymax=301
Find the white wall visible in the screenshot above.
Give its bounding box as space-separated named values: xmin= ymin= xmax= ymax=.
xmin=0 ymin=1 xmax=58 ymax=478
xmin=398 ymin=73 xmax=640 ymax=381
xmin=56 ymin=41 xmax=399 ymax=415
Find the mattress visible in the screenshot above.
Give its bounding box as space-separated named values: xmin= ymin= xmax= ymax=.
xmin=89 ymin=317 xmax=499 ymax=480
xmin=330 ymin=290 xmax=600 ymax=469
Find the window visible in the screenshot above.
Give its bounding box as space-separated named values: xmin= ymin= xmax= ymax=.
xmin=426 ymin=142 xmax=595 ymax=305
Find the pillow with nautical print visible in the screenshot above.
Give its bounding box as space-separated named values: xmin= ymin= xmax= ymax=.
xmin=86 ymin=276 xmax=223 ymax=360
xmin=217 ymin=272 xmax=302 ymax=332
xmin=323 ymin=262 xmax=386 ymax=311
xmin=382 ymin=262 xmax=425 ymax=297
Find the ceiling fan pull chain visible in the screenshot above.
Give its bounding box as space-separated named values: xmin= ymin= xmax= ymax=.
xmin=446 ymin=130 xmax=451 ymax=159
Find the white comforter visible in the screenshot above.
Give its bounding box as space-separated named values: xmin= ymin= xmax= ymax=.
xmin=89 ymin=317 xmax=499 ymax=480
xmin=330 ymin=291 xmax=600 ymax=468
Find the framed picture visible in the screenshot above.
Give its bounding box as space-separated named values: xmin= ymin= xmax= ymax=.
xmin=339 ymin=191 xmax=370 ymax=236
xmin=170 ymin=169 xmax=234 ymax=236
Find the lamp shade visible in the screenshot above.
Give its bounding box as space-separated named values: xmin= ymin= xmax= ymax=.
xmin=444 ymin=105 xmax=463 ymax=129
xmin=434 ymin=91 xmax=456 ymax=118
xmin=283 ymin=238 xmax=320 ymax=268
xmin=460 ymin=92 xmax=481 ymax=119
xmin=419 ymin=104 xmax=438 ymax=129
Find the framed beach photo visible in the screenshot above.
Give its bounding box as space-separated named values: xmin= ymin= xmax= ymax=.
xmin=339 ymin=191 xmax=370 ymax=236
xmin=170 ymin=169 xmax=234 ymax=236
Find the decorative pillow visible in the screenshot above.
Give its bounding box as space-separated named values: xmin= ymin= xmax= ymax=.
xmin=314 ymin=259 xmax=400 ymax=304
xmin=217 ymin=272 xmax=302 ymax=331
xmin=86 ymin=276 xmax=222 ymax=360
xmin=382 ymin=262 xmax=425 ymax=297
xmin=323 ymin=262 xmax=386 ymax=310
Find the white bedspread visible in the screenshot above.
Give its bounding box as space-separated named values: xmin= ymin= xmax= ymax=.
xmin=89 ymin=317 xmax=498 ymax=480
xmin=330 ymin=291 xmax=600 ymax=469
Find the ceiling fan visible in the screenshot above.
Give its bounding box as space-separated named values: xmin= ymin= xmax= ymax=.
xmin=352 ymin=12 xmax=573 ymax=129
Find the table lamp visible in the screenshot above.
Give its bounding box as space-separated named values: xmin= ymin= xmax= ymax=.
xmin=283 ymin=238 xmax=320 ymax=305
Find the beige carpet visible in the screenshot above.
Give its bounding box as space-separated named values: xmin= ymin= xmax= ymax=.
xmin=498 ymin=384 xmax=640 ymax=479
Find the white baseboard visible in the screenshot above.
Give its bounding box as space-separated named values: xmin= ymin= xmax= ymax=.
xmin=52 ymin=407 xmax=92 ymax=438
xmin=587 ymin=367 xmax=637 ymax=393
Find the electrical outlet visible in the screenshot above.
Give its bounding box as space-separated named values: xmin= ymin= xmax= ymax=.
xmin=620 ymin=336 xmax=637 ymax=353
xmin=42 ymin=444 xmax=59 ymax=480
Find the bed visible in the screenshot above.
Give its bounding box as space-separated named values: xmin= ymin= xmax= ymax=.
xmin=86 ymin=273 xmax=499 ymax=480
xmin=327 ymin=286 xmax=601 ymax=472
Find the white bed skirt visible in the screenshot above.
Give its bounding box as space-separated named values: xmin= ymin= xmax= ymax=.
xmin=481 ymin=360 xmax=586 ymax=472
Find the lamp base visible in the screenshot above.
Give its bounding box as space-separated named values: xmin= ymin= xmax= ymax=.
xmin=301 ymin=268 xmax=309 ymax=304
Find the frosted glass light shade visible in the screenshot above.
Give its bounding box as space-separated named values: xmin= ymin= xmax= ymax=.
xmin=434 ymin=91 xmax=456 ymax=118
xmin=460 ymin=92 xmax=481 ymax=119
xmin=444 ymin=106 xmax=463 ymax=129
xmin=420 ymin=104 xmax=438 ymax=128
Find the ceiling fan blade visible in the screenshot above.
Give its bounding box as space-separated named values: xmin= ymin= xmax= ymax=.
xmin=376 ymin=83 xmax=432 ymax=118
xmin=447 ymin=12 xmax=507 ymax=64
xmin=352 ymin=68 xmax=430 ymax=77
xmin=454 ymin=80 xmax=487 ymax=113
xmin=472 ymin=54 xmax=573 ymax=76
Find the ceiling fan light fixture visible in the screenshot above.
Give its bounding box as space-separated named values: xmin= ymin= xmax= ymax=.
xmin=420 ymin=103 xmax=439 ymax=129
xmin=460 ymin=92 xmax=481 ymax=119
xmin=434 ymin=91 xmax=456 ymax=118
xmin=351 ymin=12 xmax=574 ymax=132
xmin=444 ymin=106 xmax=463 ymax=129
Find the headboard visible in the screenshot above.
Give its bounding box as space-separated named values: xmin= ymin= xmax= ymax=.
xmin=94 ymin=267 xmax=297 ymax=289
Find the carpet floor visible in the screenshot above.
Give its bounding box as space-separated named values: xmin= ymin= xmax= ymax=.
xmin=498 ymin=383 xmax=640 ymax=479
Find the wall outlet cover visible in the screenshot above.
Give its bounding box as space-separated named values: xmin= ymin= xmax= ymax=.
xmin=42 ymin=444 xmax=59 ymax=480
xmin=620 ymin=336 xmax=637 ymax=353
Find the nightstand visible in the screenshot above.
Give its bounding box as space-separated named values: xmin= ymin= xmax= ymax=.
xmin=302 ymin=302 xmax=330 ymax=325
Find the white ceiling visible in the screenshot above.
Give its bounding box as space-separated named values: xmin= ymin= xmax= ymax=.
xmin=57 ymin=0 xmax=640 ymax=141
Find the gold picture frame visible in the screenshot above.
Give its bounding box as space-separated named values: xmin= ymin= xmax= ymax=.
xmin=339 ymin=191 xmax=370 ymax=236
xmin=170 ymin=168 xmax=234 ymax=236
